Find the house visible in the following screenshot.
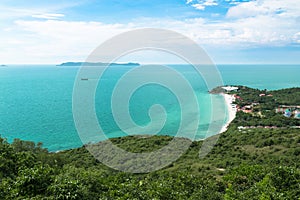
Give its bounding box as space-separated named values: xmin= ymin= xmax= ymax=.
xmin=243 ymin=110 xmax=252 ymax=114
xmin=276 ymin=106 xmax=300 ymax=119
xmin=276 ymin=105 xmax=300 ymax=113
xmin=295 ymin=110 xmax=300 ymax=119
xmin=234 ymin=94 xmax=242 ymax=100
xmin=244 ymin=105 xmax=252 ymax=109
xmin=276 ymin=107 xmax=285 ymax=113
xmin=284 ymin=109 xmax=292 ymax=118
xmin=222 ymin=86 xmax=239 ymax=92
xmin=241 ymin=105 xmax=253 ymax=113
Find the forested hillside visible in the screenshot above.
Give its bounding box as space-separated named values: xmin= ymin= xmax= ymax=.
xmin=0 ymin=126 xmax=299 ymax=199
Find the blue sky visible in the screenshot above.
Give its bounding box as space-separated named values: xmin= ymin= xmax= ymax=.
xmin=0 ymin=0 xmax=299 ymax=64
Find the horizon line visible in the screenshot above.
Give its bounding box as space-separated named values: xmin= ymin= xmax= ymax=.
xmin=1 ymin=61 xmax=300 ymax=65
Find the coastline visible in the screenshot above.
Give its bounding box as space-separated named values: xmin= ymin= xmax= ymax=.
xmin=219 ymin=93 xmax=237 ymax=134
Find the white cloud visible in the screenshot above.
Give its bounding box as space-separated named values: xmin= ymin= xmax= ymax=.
xmin=214 ymin=0 xmax=300 ymax=46
xmin=0 ymin=20 xmax=133 ymax=63
xmin=130 ymin=13 xmax=298 ymax=47
xmin=186 ymin=0 xmax=193 ymax=4
xmin=0 ymin=3 xmax=74 ymax=20
xmin=31 ymin=13 xmax=64 ymax=20
xmin=0 ymin=6 xmax=39 ymax=20
xmin=203 ymin=0 xmax=218 ymax=6
xmin=227 ymin=0 xmax=300 ymax=18
xmin=0 ymin=0 xmax=299 ymax=64
xmin=191 ymin=0 xmax=218 ymax=10
xmin=227 ymin=1 xmax=271 ymax=18
xmin=293 ymin=32 xmax=300 ymax=44
xmin=192 ymin=4 xmax=205 ymax=10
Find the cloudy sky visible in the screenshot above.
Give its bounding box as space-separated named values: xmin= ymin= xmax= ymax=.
xmin=1 ymin=0 xmax=300 ymax=64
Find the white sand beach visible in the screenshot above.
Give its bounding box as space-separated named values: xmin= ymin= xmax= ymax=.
xmin=219 ymin=93 xmax=237 ymax=134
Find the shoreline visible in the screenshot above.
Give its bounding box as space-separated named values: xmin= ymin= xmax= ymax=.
xmin=219 ymin=93 xmax=237 ymax=134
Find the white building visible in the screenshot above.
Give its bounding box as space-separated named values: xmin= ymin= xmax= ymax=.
xmin=222 ymin=86 xmax=239 ymax=92
xmin=295 ymin=110 xmax=300 ymax=119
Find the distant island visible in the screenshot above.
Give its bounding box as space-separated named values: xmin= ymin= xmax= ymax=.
xmin=0 ymin=64 xmax=7 ymax=67
xmin=57 ymin=62 xmax=140 ymax=66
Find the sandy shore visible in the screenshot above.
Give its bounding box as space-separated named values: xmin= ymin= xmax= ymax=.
xmin=219 ymin=93 xmax=237 ymax=133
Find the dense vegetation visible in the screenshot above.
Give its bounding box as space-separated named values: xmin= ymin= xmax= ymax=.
xmin=211 ymin=86 xmax=300 ymax=108
xmin=234 ymin=111 xmax=300 ymax=127
xmin=1 ymin=86 xmax=299 ymax=199
xmin=230 ymin=86 xmax=300 ymax=107
xmin=1 ymin=126 xmax=299 ymax=199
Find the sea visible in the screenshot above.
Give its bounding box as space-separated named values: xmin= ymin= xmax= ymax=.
xmin=0 ymin=64 xmax=299 ymax=151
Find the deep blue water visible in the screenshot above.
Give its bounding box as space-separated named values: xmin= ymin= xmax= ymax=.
xmin=0 ymin=64 xmax=299 ymax=151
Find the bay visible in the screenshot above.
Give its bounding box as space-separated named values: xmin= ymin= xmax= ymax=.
xmin=0 ymin=64 xmax=299 ymax=151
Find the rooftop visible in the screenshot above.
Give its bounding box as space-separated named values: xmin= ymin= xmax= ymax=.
xmin=222 ymin=86 xmax=239 ymax=92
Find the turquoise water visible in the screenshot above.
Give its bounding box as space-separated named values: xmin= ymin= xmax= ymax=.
xmin=0 ymin=64 xmax=299 ymax=151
